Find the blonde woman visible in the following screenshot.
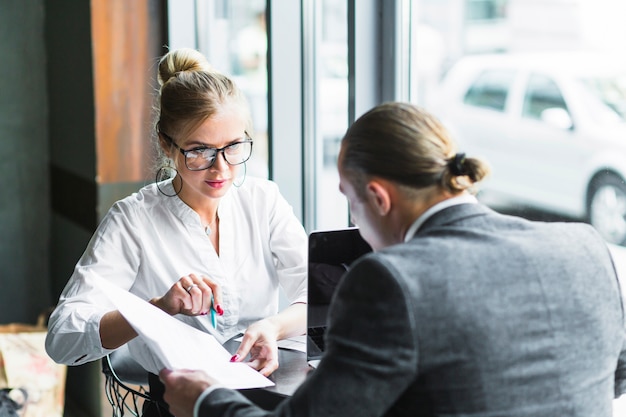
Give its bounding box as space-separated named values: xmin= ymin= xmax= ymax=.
xmin=46 ymin=48 xmax=307 ymax=388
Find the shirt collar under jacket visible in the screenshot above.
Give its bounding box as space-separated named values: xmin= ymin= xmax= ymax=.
xmin=404 ymin=194 xmax=478 ymax=242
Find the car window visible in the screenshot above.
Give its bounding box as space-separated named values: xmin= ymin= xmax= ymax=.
xmin=580 ymin=74 xmax=626 ymax=122
xmin=463 ymin=69 xmax=515 ymax=112
xmin=522 ymin=74 xmax=568 ymax=120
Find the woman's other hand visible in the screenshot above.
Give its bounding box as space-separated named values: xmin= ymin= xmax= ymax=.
xmin=150 ymin=273 xmax=223 ymax=317
xmin=230 ymin=319 xmax=280 ymax=377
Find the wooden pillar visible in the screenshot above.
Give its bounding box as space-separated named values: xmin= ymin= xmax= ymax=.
xmin=91 ymin=0 xmax=168 ymax=218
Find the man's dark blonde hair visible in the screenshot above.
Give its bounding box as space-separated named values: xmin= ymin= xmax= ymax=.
xmin=340 ymin=102 xmax=490 ymax=197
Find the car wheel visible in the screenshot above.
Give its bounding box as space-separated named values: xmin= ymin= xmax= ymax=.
xmin=587 ymin=174 xmax=626 ymax=245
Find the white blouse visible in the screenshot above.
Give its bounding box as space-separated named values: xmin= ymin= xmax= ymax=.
xmin=45 ymin=177 xmax=308 ymax=369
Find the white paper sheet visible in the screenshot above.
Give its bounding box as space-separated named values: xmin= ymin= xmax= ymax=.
xmin=98 ymin=280 xmax=274 ymax=389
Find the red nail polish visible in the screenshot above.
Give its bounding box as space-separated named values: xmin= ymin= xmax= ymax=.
xmin=230 ymin=354 xmax=239 ymax=362
xmin=216 ymin=305 xmax=224 ymax=316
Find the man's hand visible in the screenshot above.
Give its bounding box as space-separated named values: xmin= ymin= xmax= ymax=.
xmin=159 ymin=368 xmax=218 ymax=417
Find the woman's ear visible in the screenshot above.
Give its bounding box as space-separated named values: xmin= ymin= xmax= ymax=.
xmin=157 ymin=133 xmax=172 ymax=158
xmin=365 ymin=180 xmax=391 ymax=216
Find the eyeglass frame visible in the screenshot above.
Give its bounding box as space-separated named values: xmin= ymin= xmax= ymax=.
xmin=160 ymin=131 xmax=253 ymax=171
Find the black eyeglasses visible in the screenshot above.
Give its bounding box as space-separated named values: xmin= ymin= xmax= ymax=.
xmin=160 ymin=132 xmax=253 ymax=171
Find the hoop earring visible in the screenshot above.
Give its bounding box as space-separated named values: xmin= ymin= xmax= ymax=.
xmin=233 ymin=162 xmax=247 ymax=188
xmin=155 ymin=160 xmax=182 ymax=197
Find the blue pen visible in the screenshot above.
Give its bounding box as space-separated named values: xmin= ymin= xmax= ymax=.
xmin=210 ymin=295 xmax=217 ymax=328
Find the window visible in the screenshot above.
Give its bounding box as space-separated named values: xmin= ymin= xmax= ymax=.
xmin=409 ymin=0 xmax=626 ymax=246
xmin=522 ymin=74 xmax=568 ymax=120
xmin=463 ymin=69 xmax=515 ymax=111
xmin=466 ymin=0 xmax=508 ymax=21
xmin=580 ymin=74 xmax=626 ymax=122
xmin=308 ymin=0 xmax=349 ymax=230
xmin=169 ymin=0 xmax=350 ymax=231
xmin=168 ymin=0 xmax=270 ymax=179
xmin=170 ymin=0 xmax=626 ymax=246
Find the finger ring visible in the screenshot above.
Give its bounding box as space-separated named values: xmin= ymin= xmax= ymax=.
xmin=185 ymin=284 xmax=199 ymax=293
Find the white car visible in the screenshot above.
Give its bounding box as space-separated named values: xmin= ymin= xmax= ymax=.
xmin=431 ymin=52 xmax=626 ymax=245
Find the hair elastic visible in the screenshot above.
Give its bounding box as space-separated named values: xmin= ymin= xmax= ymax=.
xmin=449 ymin=153 xmax=466 ymax=176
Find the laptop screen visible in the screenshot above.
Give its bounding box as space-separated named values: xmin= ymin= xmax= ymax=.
xmin=306 ymin=228 xmax=372 ymax=364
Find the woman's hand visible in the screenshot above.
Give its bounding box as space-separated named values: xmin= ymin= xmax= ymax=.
xmin=150 ymin=273 xmax=223 ymax=317
xmin=231 ymin=319 xmax=280 ymax=377
xmin=231 ymin=303 xmax=307 ymax=377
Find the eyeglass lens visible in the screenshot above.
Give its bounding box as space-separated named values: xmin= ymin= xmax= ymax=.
xmin=185 ymin=141 xmax=252 ymax=170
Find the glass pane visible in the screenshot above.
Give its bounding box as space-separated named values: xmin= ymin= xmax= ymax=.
xmin=411 ymin=0 xmax=626 ymax=247
xmin=313 ymin=0 xmax=350 ymax=230
xmin=580 ymin=74 xmax=626 ymax=122
xmin=466 ymin=0 xmax=507 ymax=21
xmin=195 ymin=0 xmax=269 ymax=179
xmin=463 ymin=69 xmax=515 ymax=111
xmin=522 ymin=74 xmax=568 ymax=120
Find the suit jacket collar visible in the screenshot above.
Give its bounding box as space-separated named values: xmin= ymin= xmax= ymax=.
xmin=405 ymin=194 xmax=478 ymax=241
xmin=414 ymin=203 xmax=494 ymax=237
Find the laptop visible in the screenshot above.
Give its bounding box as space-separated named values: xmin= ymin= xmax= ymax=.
xmin=306 ymin=227 xmax=372 ymax=367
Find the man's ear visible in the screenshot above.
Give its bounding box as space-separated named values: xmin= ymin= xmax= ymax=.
xmin=365 ymin=180 xmax=391 ymax=216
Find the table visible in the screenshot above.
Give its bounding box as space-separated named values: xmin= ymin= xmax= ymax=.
xmin=104 ymin=336 xmax=312 ymax=414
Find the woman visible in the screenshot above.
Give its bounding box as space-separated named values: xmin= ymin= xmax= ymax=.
xmin=159 ymin=102 xmax=626 ymax=417
xmin=45 ymin=48 xmax=307 ymax=379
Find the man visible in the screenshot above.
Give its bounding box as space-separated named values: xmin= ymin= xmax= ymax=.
xmin=160 ymin=102 xmax=626 ymax=417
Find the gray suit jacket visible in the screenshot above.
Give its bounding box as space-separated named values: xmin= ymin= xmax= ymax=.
xmin=200 ymin=204 xmax=626 ymax=417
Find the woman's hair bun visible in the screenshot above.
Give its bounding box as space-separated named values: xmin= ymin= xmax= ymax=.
xmin=158 ymin=47 xmax=213 ymax=86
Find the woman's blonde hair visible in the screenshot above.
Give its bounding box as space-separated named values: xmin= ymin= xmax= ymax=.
xmin=153 ymin=48 xmax=252 ymax=166
xmin=340 ymin=102 xmax=490 ymax=197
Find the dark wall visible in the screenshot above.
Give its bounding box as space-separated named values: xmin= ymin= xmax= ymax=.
xmin=44 ymin=3 xmax=101 ymax=416
xmin=46 ymin=0 xmax=98 ymax=302
xmin=0 ymin=1 xmax=98 ymax=323
xmin=0 ymin=1 xmax=52 ymax=324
